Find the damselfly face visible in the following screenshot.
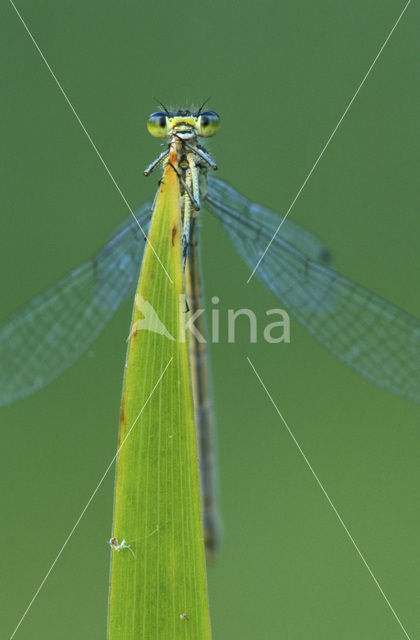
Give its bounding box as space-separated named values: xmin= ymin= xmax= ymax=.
xmin=147 ymin=109 xmax=220 ymax=140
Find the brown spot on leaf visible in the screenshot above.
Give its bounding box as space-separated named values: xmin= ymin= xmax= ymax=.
xmin=172 ymin=226 xmax=178 ymax=246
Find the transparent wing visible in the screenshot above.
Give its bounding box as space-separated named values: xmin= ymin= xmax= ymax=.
xmin=205 ymin=176 xmax=420 ymax=403
xmin=0 ymin=202 xmax=152 ymax=406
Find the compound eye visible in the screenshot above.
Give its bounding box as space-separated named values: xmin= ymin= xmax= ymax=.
xmin=147 ymin=111 xmax=169 ymax=138
xmin=197 ymin=111 xmax=220 ymax=137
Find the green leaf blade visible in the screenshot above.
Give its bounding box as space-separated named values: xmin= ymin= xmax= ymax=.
xmin=108 ymin=161 xmax=211 ymax=639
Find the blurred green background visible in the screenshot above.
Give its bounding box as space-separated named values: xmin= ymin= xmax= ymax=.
xmin=1 ymin=1 xmax=419 ymax=638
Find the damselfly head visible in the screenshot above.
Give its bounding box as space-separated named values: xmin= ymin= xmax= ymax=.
xmin=147 ymin=109 xmax=220 ymax=140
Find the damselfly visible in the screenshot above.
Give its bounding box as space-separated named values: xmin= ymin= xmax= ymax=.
xmin=2 ymin=107 xmax=420 ymax=554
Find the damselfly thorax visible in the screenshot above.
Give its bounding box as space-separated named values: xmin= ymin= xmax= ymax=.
xmin=144 ymin=108 xmax=220 ymax=268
